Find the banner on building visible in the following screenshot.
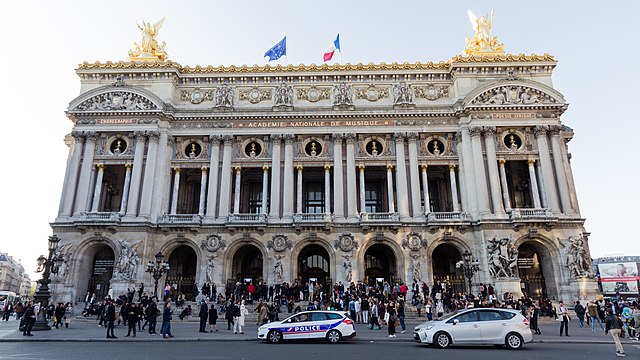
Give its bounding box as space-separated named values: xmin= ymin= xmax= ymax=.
xmin=598 ymin=262 xmax=640 ymax=294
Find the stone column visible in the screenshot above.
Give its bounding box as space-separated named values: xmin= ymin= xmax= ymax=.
xmin=282 ymin=134 xmax=295 ymax=220
xmin=124 ymin=131 xmax=146 ymax=218
xmin=324 ymin=165 xmax=331 ymax=214
xmin=119 ymin=163 xmax=132 ymax=215
xmin=233 ymin=167 xmax=242 ymax=214
xmin=261 ymin=165 xmax=269 ymax=215
xmin=535 ymin=160 xmax=548 ymax=209
xmin=407 ymin=133 xmax=422 ymax=217
xmin=498 ymin=160 xmax=512 ymax=212
xmin=218 ymin=135 xmax=233 ymax=219
xmin=296 ymin=166 xmax=303 ymax=214
xmin=90 ymin=163 xmax=105 ymax=212
xmin=449 ymin=164 xmax=460 ymax=212
xmin=345 ymin=133 xmax=358 ymax=220
xmin=60 ymin=132 xmax=85 ymax=217
xmin=386 ymin=165 xmax=395 ymax=213
xmin=469 ymin=126 xmax=491 ymax=215
xmin=269 ymin=135 xmax=282 ymax=221
xmin=170 ymin=167 xmax=181 ymax=214
xmin=459 ymin=128 xmax=478 ymax=215
xmin=483 ymin=127 xmax=505 ymax=215
xmin=421 ymin=164 xmax=430 ymax=214
xmin=150 ymin=131 xmax=169 ymax=222
xmin=332 ymin=134 xmax=345 ymax=220
xmin=358 ymin=164 xmax=366 ymax=213
xmin=454 ymin=132 xmax=470 ymax=212
xmin=198 ymin=167 xmax=208 ymax=216
xmin=549 ymin=126 xmax=573 ymax=213
xmin=73 ymin=131 xmax=98 ymax=215
xmin=139 ymin=131 xmax=160 ymax=218
xmin=394 ymin=133 xmax=411 ymax=220
xmin=205 ymin=136 xmax=221 ymax=220
xmin=534 ymin=126 xmax=560 ymax=213
xmin=528 ymin=159 xmax=542 ymax=208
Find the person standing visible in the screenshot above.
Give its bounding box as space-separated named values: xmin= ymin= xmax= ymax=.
xmin=574 ymin=300 xmax=586 ymax=327
xmin=232 ymin=300 xmax=242 ymax=334
xmin=106 ymin=300 xmax=117 ymax=339
xmin=64 ymin=302 xmax=73 ymax=329
xmin=225 ymin=300 xmax=235 ymax=330
xmin=198 ymin=298 xmax=209 ymax=333
xmin=588 ymin=300 xmax=605 ymax=331
xmin=361 ymin=297 xmax=370 ymax=324
xmin=387 ymin=302 xmax=397 ymax=337
xmin=161 ymin=302 xmax=174 ymax=339
xmin=397 ymin=300 xmax=406 ymax=333
xmin=369 ymin=299 xmax=380 ymax=330
xmin=147 ymin=298 xmax=158 ymax=335
xmin=530 ymin=304 xmax=541 ymax=335
xmin=126 ymin=303 xmax=140 ymax=337
xmin=605 ymin=308 xmax=626 ymax=357
xmin=22 ymin=302 xmax=35 ymax=336
xmin=559 ymin=301 xmax=569 ymax=336
xmin=208 ymin=303 xmax=218 ymax=332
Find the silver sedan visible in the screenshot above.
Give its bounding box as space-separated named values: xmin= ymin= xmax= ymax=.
xmin=413 ymin=308 xmax=533 ymax=350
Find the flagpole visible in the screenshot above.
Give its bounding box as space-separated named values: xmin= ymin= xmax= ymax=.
xmin=285 ymin=30 xmax=289 ymax=66
xmin=339 ymin=33 xmax=342 ymax=65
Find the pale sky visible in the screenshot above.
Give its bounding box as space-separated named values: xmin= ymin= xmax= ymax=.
xmin=2 ymin=0 xmax=638 ymax=281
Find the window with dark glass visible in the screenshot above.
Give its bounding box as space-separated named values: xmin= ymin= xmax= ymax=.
xmin=365 ymin=181 xmax=383 ymax=213
xmin=303 ymin=181 xmax=324 ymax=213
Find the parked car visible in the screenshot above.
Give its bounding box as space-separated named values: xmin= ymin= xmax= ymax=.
xmin=258 ymin=310 xmax=356 ymax=344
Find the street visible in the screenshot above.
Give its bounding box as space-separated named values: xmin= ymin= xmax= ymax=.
xmin=0 ymin=341 xmax=638 ymax=360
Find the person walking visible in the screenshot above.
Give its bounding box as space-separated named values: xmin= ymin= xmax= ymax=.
xmin=161 ymin=302 xmax=174 ymax=339
xmin=22 ymin=302 xmax=35 ymax=336
xmin=361 ymin=297 xmax=370 ymax=324
xmin=198 ymin=298 xmax=209 ymax=333
xmin=574 ymin=300 xmax=586 ymax=328
xmin=530 ymin=304 xmax=541 ymax=335
xmin=559 ymin=301 xmax=569 ymax=336
xmin=106 ymin=300 xmax=117 ymax=339
xmin=64 ymin=302 xmax=73 ymax=329
xmin=208 ymin=303 xmax=218 ymax=332
xmin=397 ymin=300 xmax=406 ymax=333
xmin=147 ymin=298 xmax=158 ymax=335
xmin=588 ymin=300 xmax=605 ymax=331
xmin=369 ymin=299 xmax=380 ymax=330
xmin=225 ymin=300 xmax=235 ymax=331
xmin=605 ymin=308 xmax=626 ymax=357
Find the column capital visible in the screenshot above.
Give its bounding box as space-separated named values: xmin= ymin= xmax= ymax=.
xmin=359 ymin=164 xmax=365 ymax=172
xmin=499 ymin=159 xmax=506 ymax=166
xmin=449 ymin=164 xmax=457 ymax=171
xmin=134 ymin=130 xmax=147 ymax=141
xmin=96 ymin=163 xmax=104 ymax=170
xmin=344 ymin=133 xmax=356 ymax=143
xmin=534 ymin=125 xmax=548 ymax=137
xmin=483 ymin=126 xmax=496 ymax=136
xmin=234 ymin=166 xmax=242 ymax=173
xmin=297 ymin=165 xmax=303 ymax=172
xmin=393 ymin=132 xmax=406 ymax=143
xmin=209 ymin=134 xmax=222 ymax=145
xmin=71 ymin=131 xmax=86 ymax=142
xmin=263 ymin=165 xmax=270 ymax=172
xmin=386 ymin=164 xmax=394 ymax=171
xmin=270 ymin=134 xmax=283 ymax=144
xmin=222 ymin=134 xmax=234 ymax=143
xmin=407 ymin=132 xmax=419 ymax=142
xmin=173 ymin=167 xmax=181 ymax=173
xmin=147 ymin=131 xmax=161 ymax=143
xmin=331 ymin=133 xmax=344 ymax=143
xmin=125 ymin=163 xmax=132 ymax=169
xmin=528 ymin=159 xmax=536 ymax=166
xmin=284 ymin=133 xmax=295 ymax=144
xmin=324 ymin=165 xmax=331 ymax=171
xmin=201 ymin=166 xmax=208 ymax=173
xmin=421 ymin=164 xmax=428 ymax=171
xmin=469 ymin=126 xmax=483 ymax=138
xmin=548 ymin=125 xmax=562 ymax=136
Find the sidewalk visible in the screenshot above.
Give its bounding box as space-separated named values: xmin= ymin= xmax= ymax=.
xmin=0 ymin=316 xmax=637 ymax=344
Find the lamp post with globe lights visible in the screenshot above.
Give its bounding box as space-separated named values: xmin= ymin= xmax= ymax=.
xmin=456 ymin=250 xmax=480 ymax=295
xmin=146 ymin=252 xmax=170 ymax=300
xmin=33 ymin=235 xmax=65 ymax=331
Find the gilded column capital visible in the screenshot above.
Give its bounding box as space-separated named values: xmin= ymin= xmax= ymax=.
xmin=498 ymin=159 xmax=506 ymax=166
xmin=234 ymin=166 xmax=242 ymax=173
xmin=96 ymin=163 xmax=104 ymax=170
xmin=173 ymin=167 xmax=181 ymax=173
xmin=263 ymin=165 xmax=270 ymax=172
xmin=358 ymin=164 xmax=365 ymax=172
xmin=125 ymin=163 xmax=133 ymax=169
xmin=201 ymin=166 xmax=208 ymax=173
xmin=469 ymin=126 xmax=483 ymax=138
xmin=324 ymin=165 xmax=331 ymax=171
xmin=386 ymin=164 xmax=394 ymax=171
xmin=528 ymin=159 xmax=536 ymax=166
xmin=297 ymin=165 xmax=303 ymax=172
xmin=534 ymin=125 xmax=548 ymax=137
xmin=449 ymin=164 xmax=457 ymax=171
xmin=421 ymin=164 xmax=428 ymax=171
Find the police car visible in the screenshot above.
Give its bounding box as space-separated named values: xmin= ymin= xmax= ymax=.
xmin=258 ymin=310 xmax=356 ymax=343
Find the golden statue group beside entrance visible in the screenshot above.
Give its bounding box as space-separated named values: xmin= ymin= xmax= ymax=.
xmin=128 ymin=18 xmax=169 ymax=62
xmin=464 ymin=9 xmax=505 ymax=56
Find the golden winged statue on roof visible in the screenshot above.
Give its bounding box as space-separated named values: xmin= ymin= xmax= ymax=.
xmin=464 ymin=10 xmax=505 ymax=55
xmin=129 ymin=18 xmax=169 ymax=62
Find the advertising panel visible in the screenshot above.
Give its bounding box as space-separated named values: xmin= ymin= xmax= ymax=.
xmin=598 ymin=262 xmax=640 ymax=294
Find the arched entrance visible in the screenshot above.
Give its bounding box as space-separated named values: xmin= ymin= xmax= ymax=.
xmin=86 ymin=244 xmax=115 ymax=300
xmin=298 ymin=245 xmax=331 ymax=286
xmin=231 ymin=245 xmax=263 ymax=285
xmin=517 ymin=242 xmax=556 ymax=299
xmin=364 ymin=244 xmax=397 ymax=286
xmin=431 ymin=244 xmax=464 ymax=293
xmin=166 ymin=245 xmax=198 ymax=300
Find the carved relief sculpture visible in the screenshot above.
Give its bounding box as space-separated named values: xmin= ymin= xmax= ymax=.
xmin=239 ymin=87 xmax=272 ymax=104
xmin=342 ymin=254 xmax=353 ymax=283
xmin=273 ymin=83 xmax=294 ymax=109
xmin=411 ymin=254 xmax=422 ymax=283
xmin=75 ymin=92 xmax=157 ymax=111
xmin=206 ymin=256 xmax=216 ymax=283
xmin=333 ymin=82 xmax=354 ymax=110
xmin=487 ymin=236 xmax=518 ymax=278
xmin=393 ymin=82 xmax=414 ymax=108
xmin=414 ymin=84 xmax=449 ymax=101
xmin=113 ymin=239 xmax=141 ymax=281
xmin=215 ymin=84 xmax=235 ymax=109
xmin=334 ymin=233 xmax=358 ymax=252
xmin=560 ymin=235 xmax=593 ymax=278
xmin=200 ymin=234 xmax=226 ymax=253
xmin=274 ymin=255 xmax=284 ymax=284
xmin=402 ymin=232 xmax=427 ymax=252
xmin=268 ymin=234 xmax=293 ymax=252
xmin=297 ymin=86 xmax=330 ymax=103
xmin=355 ymin=85 xmax=389 ymax=102
xmin=471 ymin=85 xmax=555 ymax=106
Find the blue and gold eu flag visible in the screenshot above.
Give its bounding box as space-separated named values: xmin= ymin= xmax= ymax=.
xmin=264 ymin=36 xmax=287 ymax=61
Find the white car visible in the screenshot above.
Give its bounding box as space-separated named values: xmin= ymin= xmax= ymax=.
xmin=413 ymin=308 xmax=533 ymax=350
xmin=258 ymin=310 xmax=356 ymax=344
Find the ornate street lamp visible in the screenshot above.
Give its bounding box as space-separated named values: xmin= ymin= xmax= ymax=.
xmin=456 ymin=250 xmax=480 ymax=295
xmin=33 ymin=235 xmax=65 ymax=331
xmin=146 ymin=252 xmax=170 ymax=300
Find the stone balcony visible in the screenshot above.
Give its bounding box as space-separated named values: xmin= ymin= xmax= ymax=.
xmin=509 ymin=208 xmax=556 ymax=221
xmin=159 ymin=214 xmax=202 ymax=224
xmin=76 ymin=212 xmax=121 ymax=224
xmin=227 ymin=213 xmax=267 ymax=225
xmin=359 ymin=212 xmax=401 ymax=227
xmin=293 ymin=213 xmax=333 ymax=224
xmin=426 ymin=211 xmax=472 ymax=224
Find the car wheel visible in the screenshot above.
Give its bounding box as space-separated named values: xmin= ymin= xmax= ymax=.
xmin=505 ymin=332 xmax=523 ymax=350
xmin=326 ymin=329 xmax=342 ymax=343
xmin=267 ymin=330 xmax=282 ymax=344
xmin=434 ymin=332 xmax=451 ymax=348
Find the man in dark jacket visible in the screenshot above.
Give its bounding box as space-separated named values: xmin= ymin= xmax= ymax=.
xmin=161 ymin=302 xmax=174 ymax=338
xmin=199 ymin=298 xmax=209 ymax=333
xmin=22 ymin=302 xmax=35 ymax=336
xmin=126 ymin=303 xmax=140 ymax=337
xmin=146 ymin=298 xmax=158 ymax=334
xmin=106 ymin=300 xmax=117 ymax=338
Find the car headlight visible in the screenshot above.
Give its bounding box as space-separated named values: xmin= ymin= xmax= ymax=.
xmin=424 ymin=324 xmax=435 ymax=330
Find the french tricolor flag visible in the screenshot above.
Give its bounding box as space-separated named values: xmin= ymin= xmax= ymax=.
xmin=323 ymin=34 xmax=341 ymax=62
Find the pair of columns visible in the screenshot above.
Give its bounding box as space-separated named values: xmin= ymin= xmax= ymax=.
xmin=169 ymin=166 xmax=208 ymax=216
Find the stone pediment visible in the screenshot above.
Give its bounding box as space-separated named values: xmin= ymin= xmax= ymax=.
xmin=465 ymin=80 xmax=565 ymax=108
xmin=68 ymin=84 xmax=163 ymax=113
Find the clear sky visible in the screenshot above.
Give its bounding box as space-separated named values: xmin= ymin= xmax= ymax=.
xmin=2 ymin=0 xmax=638 ymax=281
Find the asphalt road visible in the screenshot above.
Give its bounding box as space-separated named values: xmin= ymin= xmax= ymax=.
xmin=0 ymin=341 xmax=638 ymax=360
